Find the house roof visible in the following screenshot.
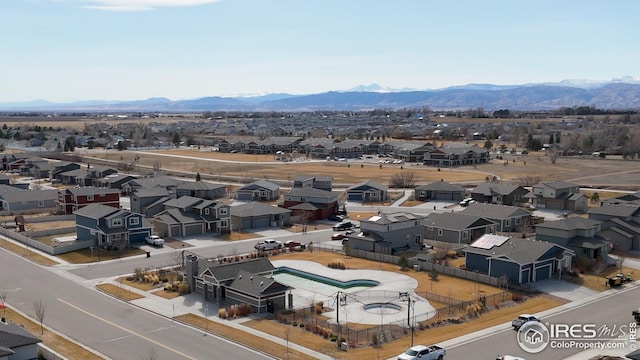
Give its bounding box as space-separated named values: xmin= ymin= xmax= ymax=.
xmin=346 ymin=179 xmax=388 ymax=192
xmin=227 ymin=270 xmax=288 ymax=297
xmin=65 ymin=187 xmax=120 ymax=196
xmin=230 ymin=202 xmax=290 ymax=217
xmin=470 ymin=183 xmax=524 ymax=196
xmin=292 ymin=175 xmax=332 ymax=183
xmin=460 ymin=202 xmax=531 ymax=219
xmin=177 ymin=180 xmax=226 ymax=191
xmin=203 ymin=258 xmax=274 ymax=282
xmin=464 ymin=235 xmax=573 ymax=265
xmin=286 ymin=187 xmax=335 ymax=198
xmin=162 ymin=196 xmax=207 ymax=209
xmin=425 ymin=212 xmax=496 ymax=230
xmin=287 ymin=202 xmax=321 ymax=211
xmin=0 ymin=322 xmax=42 ymax=349
xmin=133 ymin=188 xmax=172 ymax=198
xmin=415 ymin=181 xmax=464 ymax=192
xmin=534 ymin=217 xmax=601 ymax=230
xmin=533 ymin=181 xmax=578 ymax=190
xmin=154 ymin=208 xmax=201 ymax=224
xmin=127 ymin=176 xmax=180 ymax=189
xmin=363 ymin=212 xmax=425 ymax=225
xmin=74 ymin=203 xmax=123 ymax=219
xmin=568 ymin=236 xmax=610 ymax=249
xmin=0 ymin=185 xmax=57 ymax=203
xmin=238 ymin=179 xmax=279 ymax=192
xmin=587 ymin=204 xmax=640 ymax=217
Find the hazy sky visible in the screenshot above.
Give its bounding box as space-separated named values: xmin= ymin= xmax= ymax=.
xmin=2 ymin=0 xmax=638 ymax=102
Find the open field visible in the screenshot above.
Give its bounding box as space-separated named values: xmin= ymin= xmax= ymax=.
xmin=87 ymin=147 xmax=640 ymax=190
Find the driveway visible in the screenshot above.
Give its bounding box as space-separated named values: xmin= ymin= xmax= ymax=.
xmin=528 ymin=278 xmax=599 ymax=302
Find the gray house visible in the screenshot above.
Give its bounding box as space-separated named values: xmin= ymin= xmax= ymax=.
xmin=530 ymin=181 xmax=588 ymax=212
xmin=464 ymin=234 xmax=574 ymax=284
xmin=345 ymin=180 xmax=388 ymax=202
xmin=292 ymin=175 xmax=332 ymax=191
xmin=424 ymin=212 xmax=497 ymax=244
xmin=460 ymin=203 xmax=532 ymax=232
xmin=153 ymin=196 xmax=230 ymax=237
xmin=130 ymin=188 xmax=175 ymax=217
xmin=588 ymin=204 xmax=640 ymax=251
xmin=0 ymin=185 xmax=58 ymax=212
xmin=230 ymin=202 xmax=291 ymax=231
xmin=414 ymin=181 xmax=465 ymax=202
xmin=0 ymin=321 xmax=42 ymax=360
xmin=75 ymin=203 xmax=152 ymax=248
xmin=469 ymin=183 xmax=529 ymax=206
xmin=236 ymin=180 xmax=280 ymax=202
xmin=346 ymin=212 xmax=426 ymax=254
xmin=534 ymin=217 xmax=610 ymax=260
xmin=188 ymin=257 xmax=286 ymax=313
xmin=122 ymin=175 xmax=180 ymax=194
xmin=175 ymin=180 xmax=227 ymax=200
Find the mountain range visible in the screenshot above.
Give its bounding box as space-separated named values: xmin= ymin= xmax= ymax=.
xmin=2 ymin=78 xmax=640 ymax=112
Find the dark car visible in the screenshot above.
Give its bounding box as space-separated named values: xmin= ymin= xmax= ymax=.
xmin=283 ymin=240 xmax=302 ymax=248
xmin=331 ymin=233 xmax=346 ymax=241
xmin=332 ymin=221 xmax=354 ymax=231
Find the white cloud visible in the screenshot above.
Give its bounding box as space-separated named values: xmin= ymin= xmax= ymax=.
xmin=81 ymin=0 xmax=221 ymax=12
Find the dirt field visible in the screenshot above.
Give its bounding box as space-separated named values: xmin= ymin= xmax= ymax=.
xmin=91 ymin=147 xmax=640 ymax=190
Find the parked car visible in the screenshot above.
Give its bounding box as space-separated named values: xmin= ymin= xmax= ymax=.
xmin=145 ymin=235 xmax=165 ymax=247
xmin=331 ymin=233 xmax=346 ymax=241
xmin=397 ymin=344 xmax=446 ymax=360
xmin=333 ymin=221 xmax=354 ymax=231
xmin=511 ymin=314 xmax=540 ymax=330
xmin=344 ymin=229 xmax=355 ymax=235
xmin=328 ymin=214 xmax=344 ymax=221
xmin=496 ymin=356 xmax=526 ymax=360
xmin=283 ymin=240 xmax=302 ymax=248
xmin=459 ymin=198 xmax=475 ymax=207
xmin=254 ymin=239 xmax=282 ymax=251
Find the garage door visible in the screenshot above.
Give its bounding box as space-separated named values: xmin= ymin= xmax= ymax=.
xmin=348 ymin=193 xmax=363 ymax=201
xmin=185 ymin=223 xmax=203 ymax=236
xmin=237 ymin=192 xmax=252 ymax=201
xmin=169 ymin=224 xmax=181 ymax=237
xmin=251 ymin=217 xmax=270 ymax=228
xmin=129 ymin=230 xmax=149 ymax=244
xmin=535 ymin=265 xmax=551 ymax=282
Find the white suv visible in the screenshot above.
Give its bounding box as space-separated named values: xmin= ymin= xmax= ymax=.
xmin=254 ymin=239 xmax=282 ymax=251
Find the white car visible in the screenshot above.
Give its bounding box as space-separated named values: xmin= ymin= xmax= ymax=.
xmin=254 ymin=239 xmax=282 ymax=251
xmin=145 ymin=235 xmax=165 ymax=247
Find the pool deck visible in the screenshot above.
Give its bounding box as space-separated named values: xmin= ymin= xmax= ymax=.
xmin=272 ymin=260 xmax=436 ymax=325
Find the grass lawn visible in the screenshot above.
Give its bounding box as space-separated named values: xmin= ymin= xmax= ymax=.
xmin=566 ymin=265 xmax=637 ymax=292
xmin=0 ymin=238 xmax=58 ymax=266
xmin=0 ymin=307 xmax=103 ymax=360
xmin=96 ymin=283 xmax=144 ymax=301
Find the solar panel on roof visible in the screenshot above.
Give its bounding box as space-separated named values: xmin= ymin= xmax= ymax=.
xmin=470 ymin=234 xmax=510 ymax=249
xmin=368 ymin=215 xmax=381 ymax=221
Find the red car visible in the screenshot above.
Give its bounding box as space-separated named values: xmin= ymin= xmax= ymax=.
xmin=331 ymin=233 xmax=346 ymax=241
xmin=283 ymin=240 xmax=302 ymax=248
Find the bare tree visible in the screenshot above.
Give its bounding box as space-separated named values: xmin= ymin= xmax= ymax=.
xmin=33 ymin=298 xmax=46 ymax=335
xmin=515 ymin=217 xmax=533 ymax=238
xmin=616 ymin=255 xmax=626 ymax=273
xmin=389 ymin=170 xmax=417 ymax=188
xmin=168 ymin=250 xmax=185 ymax=270
xmin=514 ymin=176 xmax=541 ymax=187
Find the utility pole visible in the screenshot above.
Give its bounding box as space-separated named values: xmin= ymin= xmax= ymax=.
xmin=399 ymin=292 xmax=415 ymax=347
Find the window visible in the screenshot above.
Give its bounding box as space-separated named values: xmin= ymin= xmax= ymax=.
xmin=414 ymin=235 xmax=422 ymax=244
xmin=438 ymin=229 xmax=443 ymax=237
xmin=90 ymin=229 xmax=96 ymax=235
xmin=462 ymin=231 xmax=468 ymax=239
xmin=38 ymin=200 xmax=45 ymax=207
xmin=515 ymin=217 xmax=521 ymax=225
xmin=220 ymin=220 xmax=228 ymax=227
xmin=505 ymin=219 xmax=511 ymax=227
xmin=219 ymin=207 xmax=228 ymax=215
xmin=300 ymin=197 xmax=306 ymax=202
xmin=87 ymin=195 xmax=94 ymax=201
xmin=111 ymin=218 xmax=123 ymax=227
xmin=129 ymin=217 xmax=139 ymax=225
xmin=427 ymin=226 xmax=433 ymax=231
xmin=204 ymin=208 xmax=210 ymax=215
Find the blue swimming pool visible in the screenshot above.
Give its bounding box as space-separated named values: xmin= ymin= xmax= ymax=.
xmin=273 ymin=266 xmax=379 ymax=296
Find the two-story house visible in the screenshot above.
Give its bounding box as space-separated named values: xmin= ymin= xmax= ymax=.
xmin=587 ymin=204 xmax=640 ymax=252
xmin=530 ymin=181 xmax=588 ymax=212
xmin=152 ymin=196 xmax=230 ymax=237
xmin=75 ymin=203 xmax=152 ymax=249
xmin=57 ymin=187 xmax=120 ymax=215
xmin=423 ymin=145 xmax=490 ymax=167
xmin=130 ymin=188 xmax=175 ymax=217
xmin=175 ymin=180 xmax=227 ymax=200
xmin=281 ymin=187 xmax=339 ymax=222
xmin=292 ymin=175 xmax=332 ymax=191
xmin=534 ymin=217 xmax=610 ymax=260
xmin=0 ymin=185 xmax=58 ymax=212
xmin=346 ymin=212 xmax=426 ymax=254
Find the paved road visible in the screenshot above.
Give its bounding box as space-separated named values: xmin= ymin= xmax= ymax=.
xmin=446 ymin=284 xmax=640 ymax=359
xmin=0 ymin=246 xmax=273 ymax=360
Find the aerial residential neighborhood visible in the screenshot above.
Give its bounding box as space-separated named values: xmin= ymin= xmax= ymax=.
xmin=0 ymin=108 xmax=639 ymax=360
